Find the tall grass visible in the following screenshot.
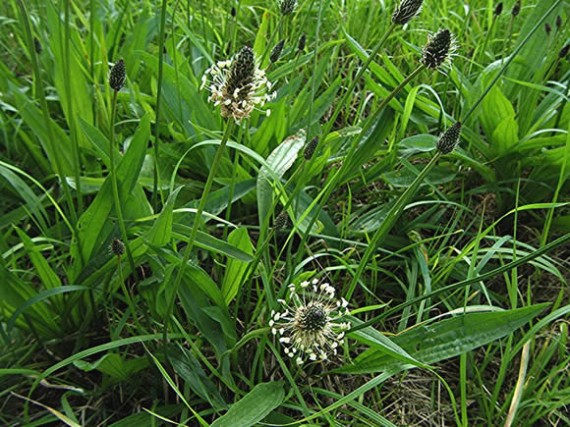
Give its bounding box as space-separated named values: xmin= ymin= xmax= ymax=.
xmin=0 ymin=0 xmax=569 ymax=425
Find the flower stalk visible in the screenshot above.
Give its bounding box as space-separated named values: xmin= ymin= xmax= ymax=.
xmin=108 ymin=60 xmax=138 ymax=283
xmin=165 ymin=120 xmax=236 ymax=332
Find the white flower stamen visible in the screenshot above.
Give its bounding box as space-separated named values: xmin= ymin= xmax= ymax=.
xmin=270 ymin=276 xmax=351 ymax=365
xmin=201 ymin=46 xmax=274 ymax=122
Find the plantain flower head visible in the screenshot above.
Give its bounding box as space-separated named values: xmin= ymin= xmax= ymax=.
xmin=437 ymin=121 xmax=462 ymax=154
xmin=421 ymin=29 xmax=457 ymax=69
xmin=392 ymin=0 xmax=424 ymax=25
xmin=109 ymin=59 xmax=126 ymax=92
xmin=279 ymin=0 xmax=297 ymax=16
xmin=270 ymin=277 xmax=350 ymax=365
xmin=201 ymin=46 xmax=275 ymax=122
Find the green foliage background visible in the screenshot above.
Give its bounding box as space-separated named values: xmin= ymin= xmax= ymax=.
xmin=0 ymin=0 xmax=569 ymax=425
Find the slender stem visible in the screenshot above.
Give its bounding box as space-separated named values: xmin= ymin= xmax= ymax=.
xmin=230 ymin=0 xmax=242 ymax=54
xmin=152 ymin=0 xmax=169 ymax=211
xmin=165 ymin=120 xmax=236 ymax=332
xmin=282 ymin=25 xmax=406 ymax=279
xmin=502 ymin=16 xmax=514 ymax=63
xmin=64 ymin=0 xmax=82 ymax=216
xmin=89 ymin=0 xmax=96 ymax=125
xmin=223 ymin=124 xmax=243 ymax=242
xmin=109 ymin=90 xmax=138 ymax=282
xmin=117 ymin=254 xmax=141 ymax=330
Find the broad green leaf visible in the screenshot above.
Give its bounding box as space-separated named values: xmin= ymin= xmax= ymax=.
xmin=46 ymin=4 xmax=93 ymax=139
xmin=480 ymin=83 xmax=518 ymax=156
xmin=383 ymin=162 xmax=457 ymax=188
xmin=169 ymin=346 xmax=227 ymax=411
xmin=492 ymin=116 xmax=519 ymax=155
xmin=339 ymin=304 xmax=547 ymax=374
xmin=73 ymin=353 xmax=149 ymax=381
xmin=172 ymin=226 xmax=254 ymax=262
xmin=211 ymin=382 xmax=285 ymax=427
xmin=14 ymin=227 xmax=61 ymax=290
xmin=250 ymin=102 xmax=287 ymax=156
xmin=78 ymin=117 xmax=113 ymax=165
xmin=221 ymin=228 xmax=254 ymax=304
xmin=254 ymin=11 xmax=270 ymax=62
xmin=9 ymin=82 xmax=75 ymax=175
xmin=178 ymin=274 xmax=234 ymax=356
xmin=398 ymin=134 xmax=438 ymax=157
xmin=287 ymin=186 xmax=339 ymax=237
xmin=178 ymin=260 xmax=226 ymax=309
xmin=349 ymin=318 xmax=425 ymax=369
xmin=290 ymin=76 xmax=342 ymax=131
xmin=182 ymin=179 xmax=256 ymax=220
xmin=135 ymin=51 xmax=217 ymax=137
xmin=343 ymin=30 xmax=398 ymax=87
xmin=0 ymin=164 xmax=49 ymax=231
xmin=257 ymin=130 xmax=306 ymax=227
xmin=342 ymin=109 xmax=395 ymax=183
xmin=144 ymin=187 xmax=181 ymax=247
xmin=40 ymin=333 xmax=185 ymax=380
xmin=7 ymin=285 xmax=89 ymax=334
xmin=70 ymin=114 xmax=151 ymax=279
xmin=0 ymin=265 xmax=54 ymax=334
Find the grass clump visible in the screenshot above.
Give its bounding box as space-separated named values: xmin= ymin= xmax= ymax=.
xmin=0 ymin=0 xmax=569 ymax=426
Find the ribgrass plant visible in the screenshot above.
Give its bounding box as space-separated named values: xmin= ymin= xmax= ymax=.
xmin=108 ymin=59 xmax=138 ymax=282
xmin=0 ymin=0 xmax=569 ymax=425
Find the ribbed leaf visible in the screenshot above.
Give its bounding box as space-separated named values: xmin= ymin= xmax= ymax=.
xmin=211 ymin=382 xmax=285 ymax=427
xmin=257 ymin=130 xmax=306 ymax=227
xmin=339 ymin=304 xmax=548 ymax=374
xmin=221 ymin=228 xmax=254 ymax=304
xmin=144 ymin=187 xmax=181 ymax=247
xmin=70 ymin=114 xmax=151 ymax=279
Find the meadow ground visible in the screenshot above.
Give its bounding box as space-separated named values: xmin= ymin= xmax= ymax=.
xmin=0 ymin=0 xmax=569 ymax=425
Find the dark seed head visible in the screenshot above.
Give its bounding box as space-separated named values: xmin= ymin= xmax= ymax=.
xmin=437 ymin=122 xmax=462 ymax=154
xmin=280 ymin=0 xmax=297 ymax=16
xmin=224 ymin=46 xmax=255 ymax=102
xmin=298 ymin=33 xmax=306 ymax=52
xmin=511 ymin=0 xmax=521 ymax=17
xmin=230 ymin=6 xmax=236 ymax=17
xmin=421 ymin=29 xmax=453 ymax=69
xmin=392 ymin=0 xmax=424 ymax=25
xmin=111 ymin=239 xmax=125 ymax=256
xmin=559 ymin=44 xmax=570 ymax=59
xmin=545 ymin=23 xmax=551 ymax=35
xmin=494 ymin=2 xmax=503 ymax=17
xmin=109 ymin=59 xmax=126 ymax=92
xmin=270 ymin=40 xmax=285 ymax=63
xmin=274 ymin=210 xmax=289 ymax=229
xmin=299 ymin=303 xmax=328 ymax=332
xmin=34 ymin=37 xmax=42 ymax=53
xmin=555 ymin=15 xmax=562 ymax=29
xmin=304 ymin=136 xmax=319 ymax=160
